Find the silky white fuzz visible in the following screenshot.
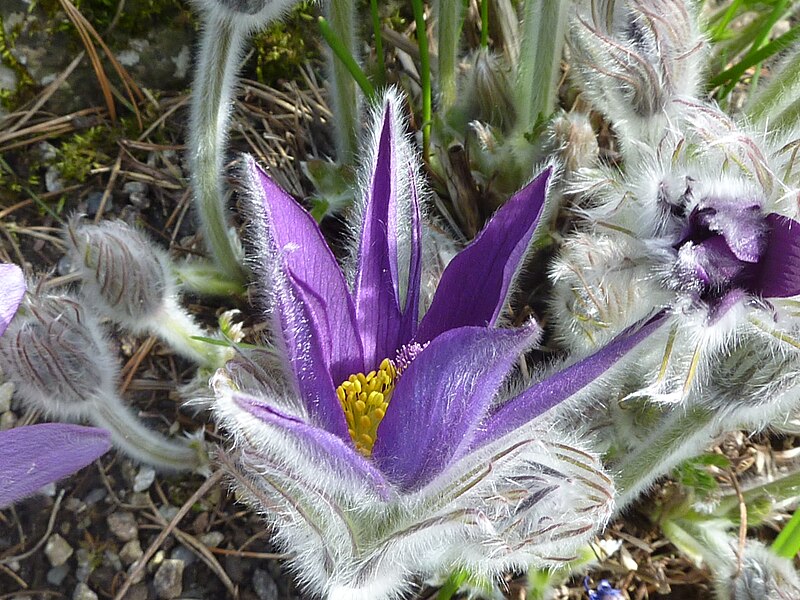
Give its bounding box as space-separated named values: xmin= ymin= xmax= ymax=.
xmin=212 ymin=369 xmax=615 ymax=599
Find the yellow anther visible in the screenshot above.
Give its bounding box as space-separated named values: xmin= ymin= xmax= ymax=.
xmin=335 ymin=357 xmax=397 ymax=456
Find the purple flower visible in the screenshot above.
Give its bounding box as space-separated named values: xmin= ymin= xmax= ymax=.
xmin=213 ymin=92 xmax=656 ymax=598
xmin=671 ymin=194 xmax=800 ymax=321
xmin=584 ymin=577 xmax=623 ymax=600
xmin=0 ymin=264 xmax=111 ymax=508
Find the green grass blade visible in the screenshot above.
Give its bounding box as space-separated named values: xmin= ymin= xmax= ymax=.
xmin=411 ymin=0 xmax=431 ymax=160
xmin=318 ymin=16 xmax=375 ymax=99
xmin=708 ymin=23 xmax=800 ymax=90
xmin=773 ymin=506 xmax=800 ymax=559
xmin=369 ymin=0 xmax=385 ymax=86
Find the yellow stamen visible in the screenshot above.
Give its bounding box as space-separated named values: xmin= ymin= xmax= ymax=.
xmin=336 ymin=358 xmax=397 ymax=456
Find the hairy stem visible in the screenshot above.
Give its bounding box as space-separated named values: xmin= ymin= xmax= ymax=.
xmin=614 ymin=405 xmax=715 ymax=511
xmin=93 ymin=399 xmax=205 ymax=472
xmin=189 ymin=12 xmax=247 ymax=282
xmin=513 ymin=0 xmax=568 ymax=132
xmin=434 ymin=0 xmax=464 ymax=113
xmin=326 ymin=0 xmax=359 ymax=161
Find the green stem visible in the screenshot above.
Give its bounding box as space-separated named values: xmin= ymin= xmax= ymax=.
xmin=173 ymin=260 xmax=246 ymax=297
xmin=189 ymin=12 xmax=247 ymax=283
xmin=94 ymin=399 xmax=205 ymax=472
xmin=512 ymin=0 xmax=568 ymax=133
xmin=773 ymin=506 xmax=800 ymax=559
xmin=152 ymin=298 xmax=225 ymax=369
xmin=480 ymin=0 xmax=489 ymax=48
xmin=411 ymin=0 xmax=432 ymax=160
xmin=709 ymin=23 xmax=800 ymax=90
xmin=325 ymin=0 xmax=360 ymax=161
xmin=436 ymin=569 xmax=469 ymax=600
xmin=615 ymin=405 xmax=715 ymax=511
xmin=434 ymin=0 xmax=464 ymax=112
xmin=369 ymin=0 xmax=385 ymax=86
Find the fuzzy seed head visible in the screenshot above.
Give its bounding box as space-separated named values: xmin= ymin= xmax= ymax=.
xmin=67 ymin=218 xmax=170 ymax=330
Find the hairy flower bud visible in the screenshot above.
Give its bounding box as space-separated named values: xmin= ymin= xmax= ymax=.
xmin=715 ymin=543 xmax=800 ymax=600
xmin=67 ymin=218 xmax=223 ymax=368
xmin=192 ymin=0 xmax=302 ymax=32
xmin=0 ymin=290 xmax=206 ymax=472
xmin=0 ymin=292 xmax=117 ymax=419
xmin=67 ymin=218 xmax=170 ymax=331
xmin=569 ymin=0 xmax=705 ymax=148
xmin=462 ymin=49 xmax=516 ymax=129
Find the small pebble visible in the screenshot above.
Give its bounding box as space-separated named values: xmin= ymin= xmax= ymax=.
xmin=158 ymin=505 xmax=179 ymax=522
xmin=107 ymin=512 xmax=139 ymax=542
xmin=133 ymin=466 xmax=155 ymax=492
xmin=153 ymin=558 xmax=184 ymax=599
xmin=72 ymin=582 xmax=98 ymax=600
xmin=198 ymin=531 xmax=224 ymax=548
xmin=170 ymin=545 xmax=196 ymax=567
xmin=120 ymin=539 xmax=144 ymax=566
xmin=45 ymin=166 xmax=64 ymax=193
xmin=86 ymin=191 xmax=113 ymax=217
xmin=84 ymin=488 xmax=107 ymax=506
xmin=0 ymin=382 xmax=14 ymax=412
xmin=46 ymin=563 xmax=70 ymax=586
xmin=44 ymin=533 xmax=73 ymax=567
xmin=252 ymin=568 xmax=279 ymax=600
xmin=123 ymin=181 xmax=150 ymax=209
xmin=74 ymin=548 xmax=93 ymax=582
xmin=121 ymin=583 xmax=149 ymax=600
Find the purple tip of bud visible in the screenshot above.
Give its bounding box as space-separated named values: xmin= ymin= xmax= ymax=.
xmin=0 ymin=263 xmax=25 ymax=337
xmin=0 ymin=423 xmax=110 ymax=508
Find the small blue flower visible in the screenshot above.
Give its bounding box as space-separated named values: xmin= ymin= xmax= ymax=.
xmin=584 ymin=577 xmax=623 ymax=600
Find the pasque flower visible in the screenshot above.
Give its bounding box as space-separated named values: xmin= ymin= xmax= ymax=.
xmin=0 ymin=263 xmax=110 ymax=509
xmin=212 ymin=92 xmax=661 ymax=598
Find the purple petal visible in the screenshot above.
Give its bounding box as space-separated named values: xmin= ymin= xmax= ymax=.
xmin=472 ymin=313 xmax=667 ymax=449
xmin=245 ymin=157 xmax=363 ymax=384
xmin=231 ymin=391 xmax=392 ymax=499
xmin=272 ymin=271 xmax=351 ymax=439
xmin=681 ymin=200 xmax=766 ymax=263
xmin=416 ymin=167 xmax=552 ymax=344
xmin=353 ymin=103 xmax=419 ymax=366
xmin=372 ymin=324 xmax=540 ymax=490
xmin=755 ymin=213 xmax=800 ymax=298
xmin=0 ymin=263 xmax=25 ymax=337
xmin=0 ymin=424 xmax=110 ymax=508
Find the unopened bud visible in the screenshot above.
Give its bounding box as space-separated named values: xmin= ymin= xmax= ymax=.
xmin=192 ymin=0 xmax=302 ymax=32
xmin=462 ymin=48 xmax=516 ymax=129
xmin=0 ymin=290 xmax=206 ymax=472
xmin=716 ymin=543 xmax=800 ymax=600
xmin=67 ymin=218 xmax=170 ymax=331
xmin=0 ymin=293 xmax=116 ymax=419
xmin=546 ymin=112 xmax=599 ymax=175
xmin=569 ymin=0 xmax=705 ymax=143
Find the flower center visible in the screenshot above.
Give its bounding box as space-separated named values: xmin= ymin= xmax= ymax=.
xmin=336 ymin=358 xmax=397 ymax=456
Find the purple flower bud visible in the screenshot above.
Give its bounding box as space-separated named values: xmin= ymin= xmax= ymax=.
xmin=67 ymin=218 xmax=170 ymax=330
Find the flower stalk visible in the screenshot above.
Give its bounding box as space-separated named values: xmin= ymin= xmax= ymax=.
xmin=433 ymin=0 xmax=464 ymax=113
xmin=513 ymin=0 xmax=568 ymax=134
xmin=189 ymin=11 xmax=247 ymax=282
xmin=325 ymin=0 xmax=360 ymax=161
